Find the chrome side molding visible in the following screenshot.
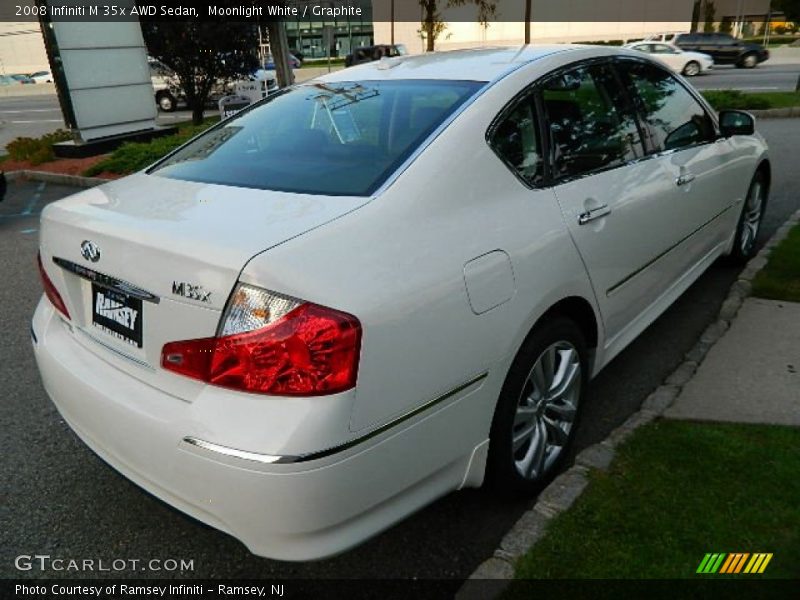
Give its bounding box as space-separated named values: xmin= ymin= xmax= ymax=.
xmin=183 ymin=371 xmax=489 ymax=465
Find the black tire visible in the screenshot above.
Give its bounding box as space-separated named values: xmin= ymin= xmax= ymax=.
xmin=157 ymin=92 xmax=176 ymax=112
xmin=683 ymin=61 xmax=701 ymax=77
xmin=728 ymin=170 xmax=768 ymax=264
xmin=486 ymin=317 xmax=589 ymax=496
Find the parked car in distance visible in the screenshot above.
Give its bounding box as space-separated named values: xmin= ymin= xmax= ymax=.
xmin=29 ymin=70 xmax=53 ymax=83
xmin=9 ymin=74 xmax=35 ymax=84
xmin=34 ymin=46 xmax=770 ymax=561
xmin=30 ymin=71 xmax=53 ymax=83
xmin=644 ymin=32 xmax=684 ymax=43
xmin=624 ymin=42 xmax=713 ymax=76
xmin=149 ymin=57 xmax=182 ymax=112
xmin=264 ymin=53 xmax=302 ymax=70
xmin=345 ymin=43 xmax=408 ymax=67
xmin=148 ymin=57 xmax=270 ymax=112
xmin=674 ymin=32 xmax=769 ymax=67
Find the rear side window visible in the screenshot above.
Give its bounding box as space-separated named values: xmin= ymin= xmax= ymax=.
xmin=540 ymin=63 xmax=645 ymax=180
xmin=489 ymin=94 xmax=544 ymax=186
xmin=618 ymin=61 xmax=715 ymax=152
xmin=150 ymin=79 xmax=483 ymax=196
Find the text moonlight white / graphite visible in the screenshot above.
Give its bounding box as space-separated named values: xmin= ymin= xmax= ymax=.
xmin=208 ymin=4 xmax=363 ymax=18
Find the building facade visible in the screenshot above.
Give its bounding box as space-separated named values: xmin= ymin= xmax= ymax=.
xmin=371 ymin=0 xmax=696 ymax=53
xmin=0 ymin=23 xmax=49 ymax=75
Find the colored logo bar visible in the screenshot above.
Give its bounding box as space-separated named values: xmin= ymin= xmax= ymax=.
xmin=697 ymin=553 xmax=773 ymax=574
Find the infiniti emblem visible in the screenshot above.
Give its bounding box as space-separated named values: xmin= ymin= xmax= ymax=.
xmin=80 ymin=240 xmax=101 ymax=263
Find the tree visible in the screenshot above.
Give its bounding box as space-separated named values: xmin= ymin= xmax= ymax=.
xmin=774 ymin=0 xmax=800 ymax=23
xmin=703 ymin=1 xmax=717 ymax=33
xmin=419 ymin=0 xmax=497 ymax=52
xmin=140 ymin=20 xmax=258 ymax=124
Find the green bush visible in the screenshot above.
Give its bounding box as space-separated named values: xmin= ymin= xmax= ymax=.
xmin=83 ymin=119 xmax=217 ymax=177
xmin=6 ymin=129 xmax=72 ymax=165
xmin=701 ymin=89 xmax=772 ymax=110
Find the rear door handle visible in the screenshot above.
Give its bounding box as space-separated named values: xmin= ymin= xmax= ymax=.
xmin=676 ymin=173 xmax=696 ymax=186
xmin=578 ymin=205 xmax=611 ymax=225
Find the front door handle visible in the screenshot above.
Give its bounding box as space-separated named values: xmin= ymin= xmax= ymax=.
xmin=676 ymin=173 xmax=696 ymax=186
xmin=578 ymin=205 xmax=611 ymax=225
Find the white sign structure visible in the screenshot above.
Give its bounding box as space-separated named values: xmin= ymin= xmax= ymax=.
xmin=48 ymin=16 xmax=156 ymax=141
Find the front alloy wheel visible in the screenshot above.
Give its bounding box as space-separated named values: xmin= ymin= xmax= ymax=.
xmin=683 ymin=61 xmax=701 ymax=77
xmin=487 ymin=317 xmax=587 ymax=494
xmin=741 ymin=54 xmax=758 ymax=68
xmin=729 ymin=171 xmax=767 ymax=263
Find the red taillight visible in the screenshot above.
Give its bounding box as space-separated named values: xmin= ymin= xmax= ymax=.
xmin=37 ymin=252 xmax=70 ymax=319
xmin=162 ymin=303 xmax=361 ymax=396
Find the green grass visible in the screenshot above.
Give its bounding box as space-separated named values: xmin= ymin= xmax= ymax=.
xmin=514 ymin=420 xmax=800 ymax=579
xmin=301 ymin=58 xmax=347 ymax=68
xmin=752 ymin=223 xmax=800 ymax=303
xmin=701 ymin=90 xmax=800 ymax=111
xmin=83 ymin=117 xmax=219 ymax=177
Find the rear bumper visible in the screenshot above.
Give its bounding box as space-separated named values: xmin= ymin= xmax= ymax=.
xmin=31 ymin=298 xmax=484 ymax=560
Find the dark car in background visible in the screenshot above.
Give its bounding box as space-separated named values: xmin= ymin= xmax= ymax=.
xmin=674 ymin=33 xmax=769 ymax=68
xmin=345 ymin=44 xmax=407 ymax=67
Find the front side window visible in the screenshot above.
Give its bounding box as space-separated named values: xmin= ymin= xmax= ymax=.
xmin=541 ymin=63 xmax=645 ymax=180
xmin=618 ymin=61 xmax=715 ymax=152
xmin=489 ymin=95 xmax=543 ymax=186
xmin=652 ymin=44 xmax=676 ymax=54
xmin=150 ymin=79 xmax=484 ymax=196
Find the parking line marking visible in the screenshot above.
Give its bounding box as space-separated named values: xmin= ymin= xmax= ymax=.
xmin=9 ymin=119 xmax=64 ymax=123
xmin=23 ymin=182 xmax=46 ymax=215
xmin=0 ymin=109 xmax=61 ymax=113
xmin=19 ymin=228 xmax=38 ymax=234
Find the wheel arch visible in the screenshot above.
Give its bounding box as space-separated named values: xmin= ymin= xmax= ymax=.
xmin=515 ymin=295 xmax=601 ymax=378
xmin=756 ymin=158 xmax=771 ymax=195
xmin=535 ymin=296 xmax=599 ymax=350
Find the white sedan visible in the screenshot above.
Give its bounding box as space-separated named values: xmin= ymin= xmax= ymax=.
xmin=624 ymin=41 xmax=713 ymax=76
xmin=33 ymin=46 xmax=769 ymax=560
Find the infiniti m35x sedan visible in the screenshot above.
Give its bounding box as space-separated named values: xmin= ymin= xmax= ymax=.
xmin=33 ymin=46 xmax=769 ymax=560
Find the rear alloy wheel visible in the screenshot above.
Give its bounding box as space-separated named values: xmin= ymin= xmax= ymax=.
xmin=729 ymin=171 xmax=767 ymax=263
xmin=157 ymin=92 xmax=176 ymax=112
xmin=740 ymin=53 xmax=758 ymax=69
xmin=683 ymin=61 xmax=701 ymax=77
xmin=487 ymin=318 xmax=588 ymax=495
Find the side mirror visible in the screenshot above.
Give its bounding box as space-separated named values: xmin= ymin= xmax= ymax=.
xmin=719 ymin=109 xmax=755 ymax=137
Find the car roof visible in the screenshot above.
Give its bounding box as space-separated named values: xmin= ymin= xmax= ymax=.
xmin=322 ymin=45 xmax=600 ymax=83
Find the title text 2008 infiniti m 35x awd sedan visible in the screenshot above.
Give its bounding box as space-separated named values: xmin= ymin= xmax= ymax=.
xmin=33 ymin=46 xmax=769 ymax=560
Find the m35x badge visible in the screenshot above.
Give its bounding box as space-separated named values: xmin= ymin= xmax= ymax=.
xmin=172 ymin=281 xmax=212 ymax=303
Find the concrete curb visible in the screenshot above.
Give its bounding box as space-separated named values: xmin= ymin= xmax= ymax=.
xmin=4 ymin=169 xmax=109 ymax=188
xmin=749 ymin=107 xmax=800 ymax=119
xmin=458 ymin=207 xmax=800 ymax=595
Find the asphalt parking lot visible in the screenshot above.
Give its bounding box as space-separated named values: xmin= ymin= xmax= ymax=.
xmin=2 ymin=119 xmax=799 ymax=584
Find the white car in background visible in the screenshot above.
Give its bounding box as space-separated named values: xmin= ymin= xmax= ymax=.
xmin=624 ymin=42 xmax=713 ymax=76
xmin=30 ymin=70 xmax=53 ymax=83
xmin=34 ymin=46 xmax=769 ymax=560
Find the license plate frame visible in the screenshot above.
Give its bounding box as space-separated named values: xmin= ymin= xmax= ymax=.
xmin=91 ymin=283 xmax=143 ymax=348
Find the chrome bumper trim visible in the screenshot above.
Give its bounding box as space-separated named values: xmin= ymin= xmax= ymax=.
xmin=182 ymin=371 xmax=488 ymax=465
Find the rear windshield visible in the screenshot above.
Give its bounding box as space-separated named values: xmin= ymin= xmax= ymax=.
xmin=150 ymin=79 xmax=484 ymax=196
